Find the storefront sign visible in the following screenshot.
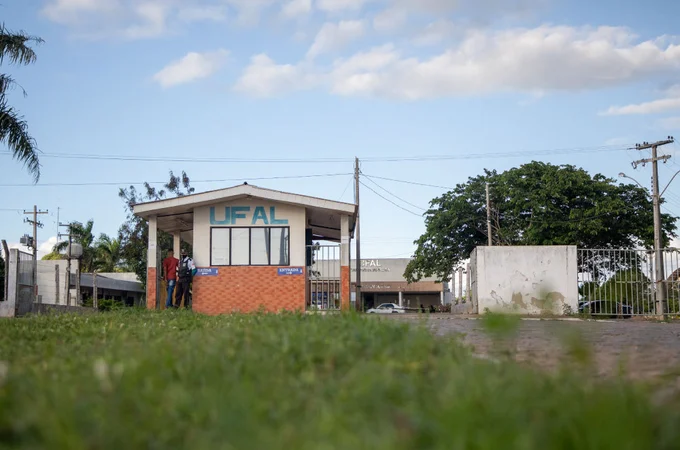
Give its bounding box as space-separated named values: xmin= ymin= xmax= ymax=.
xmin=196 ymin=268 xmax=219 ymax=276
xmin=210 ymin=206 xmax=288 ymax=225
xmin=278 ymin=267 xmax=303 ymax=276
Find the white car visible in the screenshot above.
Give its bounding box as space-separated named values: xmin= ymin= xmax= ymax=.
xmin=366 ymin=303 xmax=405 ymax=314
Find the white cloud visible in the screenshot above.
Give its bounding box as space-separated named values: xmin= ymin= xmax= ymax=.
xmin=281 ymin=0 xmax=312 ymax=19
xmin=42 ymin=0 xmax=120 ymax=25
xmin=153 ymin=50 xmax=229 ymax=88
xmin=234 ymin=54 xmax=317 ymax=97
xmin=122 ymin=2 xmax=169 ymax=39
xmin=42 ymin=0 xmax=233 ymax=39
xmin=236 ymin=25 xmax=680 ymax=100
xmin=177 ymin=5 xmax=229 ymax=22
xmin=316 ymin=0 xmax=370 ymax=13
xmin=372 ymin=7 xmax=407 ymax=32
xmin=602 ymin=98 xmax=680 ymax=116
xmin=413 ymin=20 xmax=457 ymax=46
xmin=307 ymin=20 xmax=365 ymax=59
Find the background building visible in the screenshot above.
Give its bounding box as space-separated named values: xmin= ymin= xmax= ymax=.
xmin=312 ymin=257 xmax=446 ymax=310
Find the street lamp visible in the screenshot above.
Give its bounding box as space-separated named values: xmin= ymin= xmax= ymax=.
xmin=619 ymin=173 xmax=649 ymax=195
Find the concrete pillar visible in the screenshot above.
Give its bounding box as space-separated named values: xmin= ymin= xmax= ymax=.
xmin=458 ymin=268 xmax=463 ymax=302
xmin=146 ymin=216 xmax=158 ymax=310
xmin=340 ymin=215 xmax=351 ymax=311
xmin=440 ymin=291 xmax=444 ymax=305
xmin=173 ymin=233 xmax=181 ymax=256
xmin=398 ymin=291 xmax=403 ymax=307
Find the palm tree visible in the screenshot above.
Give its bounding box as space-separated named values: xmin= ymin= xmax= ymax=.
xmin=0 ymin=23 xmax=43 ymax=182
xmin=53 ymin=220 xmax=98 ymax=273
xmin=96 ymin=235 xmax=124 ymax=273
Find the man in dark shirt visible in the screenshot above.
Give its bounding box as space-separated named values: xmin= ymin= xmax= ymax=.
xmin=162 ymin=249 xmax=179 ymax=309
xmin=175 ymin=249 xmax=196 ymax=309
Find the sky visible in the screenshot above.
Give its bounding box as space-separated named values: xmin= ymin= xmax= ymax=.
xmin=1 ymin=0 xmax=680 ymax=261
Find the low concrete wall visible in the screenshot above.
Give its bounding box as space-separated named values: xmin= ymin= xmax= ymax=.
xmin=30 ymin=304 xmax=95 ymax=315
xmin=471 ymin=246 xmax=578 ymax=315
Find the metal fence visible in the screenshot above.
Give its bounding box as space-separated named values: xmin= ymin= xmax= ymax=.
xmin=578 ymin=248 xmax=680 ymax=318
xmin=307 ymin=244 xmax=341 ymax=311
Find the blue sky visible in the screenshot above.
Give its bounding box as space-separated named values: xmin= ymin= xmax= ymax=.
xmin=1 ymin=0 xmax=680 ymax=259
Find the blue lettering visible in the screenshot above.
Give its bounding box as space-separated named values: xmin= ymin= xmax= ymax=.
xmin=270 ymin=207 xmax=288 ymax=225
xmin=252 ymin=206 xmax=269 ymax=225
xmin=210 ymin=207 xmax=230 ymax=225
xmin=231 ymin=206 xmax=250 ymax=223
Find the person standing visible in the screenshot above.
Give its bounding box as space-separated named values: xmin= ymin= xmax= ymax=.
xmin=175 ymin=249 xmax=196 ymax=309
xmin=162 ymin=249 xmax=179 ymax=309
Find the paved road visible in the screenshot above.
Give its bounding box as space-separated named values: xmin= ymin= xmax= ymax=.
xmin=381 ymin=315 xmax=680 ymax=381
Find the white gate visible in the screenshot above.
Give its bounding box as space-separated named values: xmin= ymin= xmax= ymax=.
xmin=578 ymin=248 xmax=680 ymax=317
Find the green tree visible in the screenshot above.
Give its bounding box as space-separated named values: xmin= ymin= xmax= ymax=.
xmin=118 ymin=171 xmax=195 ymax=287
xmin=52 ymin=220 xmax=99 ymax=273
xmin=0 ymin=23 xmax=43 ymax=182
xmin=405 ymin=161 xmax=678 ymax=283
xmin=96 ymin=235 xmax=125 ymax=273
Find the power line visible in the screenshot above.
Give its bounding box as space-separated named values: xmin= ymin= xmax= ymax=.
xmin=361 ymin=174 xmax=455 ymax=190
xmin=0 ymin=144 xmax=630 ymax=164
xmin=359 ymin=181 xmax=423 ymax=217
xmin=338 ymin=175 xmax=353 ymax=201
xmin=362 ymin=174 xmax=427 ymax=211
xmin=0 ymin=172 xmax=352 ymax=187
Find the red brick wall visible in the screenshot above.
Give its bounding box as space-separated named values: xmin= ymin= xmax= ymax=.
xmin=146 ymin=267 xmax=157 ymax=310
xmin=340 ymin=265 xmax=350 ymax=310
xmin=192 ymin=267 xmax=306 ymax=315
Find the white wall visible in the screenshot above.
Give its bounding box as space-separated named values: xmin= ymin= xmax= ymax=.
xmin=193 ymin=199 xmax=307 ymax=267
xmin=36 ymin=260 xmax=79 ymax=305
xmin=472 ymin=246 xmax=578 ymax=315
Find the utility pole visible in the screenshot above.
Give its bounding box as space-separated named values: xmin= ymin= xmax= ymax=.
xmin=632 ymin=136 xmax=674 ymax=317
xmin=23 ymin=205 xmax=48 ymax=301
xmin=354 ymin=157 xmax=362 ymax=312
xmin=486 ymin=183 xmax=492 ymax=246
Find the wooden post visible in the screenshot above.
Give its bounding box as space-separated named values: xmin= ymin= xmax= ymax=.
xmin=93 ymin=272 xmax=98 ymax=309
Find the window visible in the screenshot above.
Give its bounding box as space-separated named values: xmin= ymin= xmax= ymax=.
xmin=231 ymin=228 xmax=250 ymax=266
xmin=211 ymin=228 xmax=230 ymax=266
xmin=210 ymin=227 xmax=290 ymax=266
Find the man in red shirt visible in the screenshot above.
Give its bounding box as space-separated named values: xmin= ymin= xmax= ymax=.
xmin=162 ymin=249 xmax=179 ymax=309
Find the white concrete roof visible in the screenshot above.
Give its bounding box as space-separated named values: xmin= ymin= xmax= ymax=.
xmin=133 ymin=183 xmax=356 ymax=218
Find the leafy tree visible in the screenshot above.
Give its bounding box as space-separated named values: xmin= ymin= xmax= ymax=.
xmin=52 ymin=220 xmax=99 ymax=273
xmin=581 ymin=269 xmax=653 ymax=313
xmin=46 ymin=224 xmax=126 ymax=273
xmin=118 ymin=171 xmax=195 ymax=287
xmin=96 ymin=235 xmax=125 ymax=273
xmin=0 ymin=23 xmax=43 ymax=182
xmin=405 ymin=161 xmax=678 ymax=283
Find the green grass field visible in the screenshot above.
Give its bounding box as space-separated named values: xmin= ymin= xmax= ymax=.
xmin=0 ymin=309 xmax=679 ymax=449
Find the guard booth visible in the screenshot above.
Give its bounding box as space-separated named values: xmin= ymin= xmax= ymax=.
xmin=133 ymin=183 xmax=356 ymax=315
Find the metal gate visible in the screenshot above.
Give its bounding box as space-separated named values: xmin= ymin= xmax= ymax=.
xmin=578 ymin=248 xmax=680 ymax=317
xmin=15 ymin=250 xmax=35 ymax=316
xmin=307 ymin=244 xmax=341 ymax=311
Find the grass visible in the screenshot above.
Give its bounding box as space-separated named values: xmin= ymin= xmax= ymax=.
xmin=0 ymin=309 xmax=679 ymax=449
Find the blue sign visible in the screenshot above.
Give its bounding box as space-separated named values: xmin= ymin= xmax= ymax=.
xmin=278 ymin=267 xmax=303 ymax=276
xmin=196 ymin=268 xmax=219 ymax=276
xmin=210 ymin=206 xmax=288 ymax=225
